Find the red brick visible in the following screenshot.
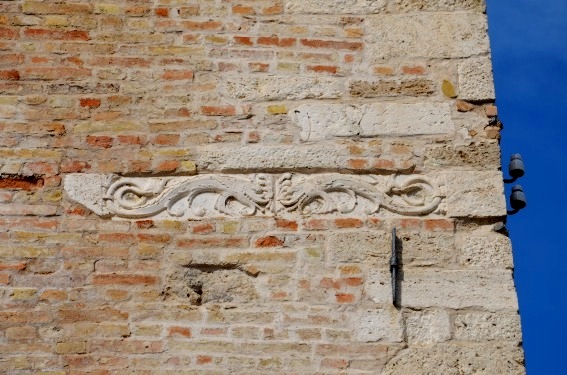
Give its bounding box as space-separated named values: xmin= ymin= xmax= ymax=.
xmin=321 ymin=358 xmax=349 ymax=369
xmin=255 ymin=235 xmax=284 ymax=248
xmin=234 ymin=36 xmax=253 ymax=46
xmin=117 ymin=135 xmax=145 ymax=145
xmin=135 ymin=220 xmax=154 ymax=229
xmin=0 ymin=262 xmax=26 ymax=271
xmin=153 ymin=134 xmax=180 ymax=146
xmin=61 ymin=160 xmax=90 ymax=173
xmin=200 ymin=328 xmax=227 ymax=336
xmin=301 ymin=39 xmax=363 ymax=51
xmin=334 ymin=218 xmax=363 ymax=228
xmin=86 ymin=135 xmax=113 ymax=148
xmin=24 ymin=28 xmax=89 ymax=41
xmin=0 ymin=273 xmax=9 ymax=284
xmin=424 ymin=219 xmax=454 ymax=231
xmin=257 ymin=36 xmax=296 ymax=47
xmin=155 ymin=7 xmax=169 ymax=17
xmin=93 ymin=274 xmax=158 ymax=285
xmin=162 ymin=70 xmax=193 ymax=80
xmin=0 ymin=28 xmax=18 ymax=39
xmin=320 ymin=278 xmax=340 ymax=289
xmin=201 ymin=105 xmax=236 ymax=116
xmin=80 ymin=98 xmax=101 ymax=108
xmin=307 ymin=65 xmax=338 ymax=74
xmin=168 ymin=326 xmax=191 ymax=337
xmin=0 ymin=69 xmax=19 ymax=80
xmin=98 ymin=233 xmax=135 ymax=243
xmin=182 ymin=20 xmax=222 ymax=31
xmin=155 ymin=160 xmax=180 ymax=172
xmin=192 ymin=223 xmax=215 ymax=234
xmin=342 ymin=277 xmax=363 ymax=287
xmin=137 ymin=233 xmax=171 ymax=243
xmin=249 ymin=62 xmax=269 ymax=72
xmin=402 ymin=65 xmax=426 ymax=75
xmin=335 ymin=293 xmax=355 ymax=304
xmin=197 ymin=355 xmax=213 ymax=365
xmin=232 ymin=5 xmax=255 ymax=15
xmin=276 ymin=219 xmax=298 ymax=231
xmin=348 ymin=159 xmax=368 ymax=169
xmin=263 ymin=4 xmax=283 ymax=14
xmin=0 ymin=176 xmax=44 ymax=190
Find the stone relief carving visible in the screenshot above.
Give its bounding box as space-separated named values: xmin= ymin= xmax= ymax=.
xmin=276 ymin=173 xmax=443 ymax=216
xmin=65 ymin=173 xmax=444 ymax=220
xmin=102 ymin=174 xmax=273 ymax=219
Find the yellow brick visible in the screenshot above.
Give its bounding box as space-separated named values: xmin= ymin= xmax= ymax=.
xmin=0 ymin=148 xmax=62 ymax=161
xmin=180 ymin=160 xmax=197 ymax=173
xmin=148 ymin=46 xmax=205 ymax=56
xmin=128 ymin=18 xmax=150 ymax=29
xmin=222 ymin=221 xmax=239 ymax=234
xmin=44 ymin=15 xmax=70 ymax=27
xmin=94 ymin=3 xmax=121 ymax=15
xmin=42 ymin=189 xmax=62 ymax=203
xmin=205 ymin=35 xmax=229 ymax=44
xmin=55 ymin=341 xmax=87 ymax=354
xmin=10 ymin=288 xmax=37 ymax=300
xmin=0 ymin=96 xmax=18 ymax=105
xmin=277 ymin=62 xmax=300 ymax=73
xmin=73 ymin=121 xmax=144 ymax=134
xmin=267 ymin=105 xmax=287 ymax=115
xmin=161 ymin=220 xmax=184 ymax=231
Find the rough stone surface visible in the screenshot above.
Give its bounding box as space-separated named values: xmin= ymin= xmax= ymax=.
xmin=367 ymin=269 xmax=519 ymax=311
xmin=454 ymin=313 xmax=523 ymax=342
xmin=356 ymin=308 xmax=404 ymax=342
xmin=383 ymin=344 xmax=526 ymax=375
xmin=293 ymin=103 xmax=454 ymax=141
xmin=405 ymin=309 xmax=451 ymax=344
xmin=286 ymin=0 xmax=387 ymax=13
xmin=457 ymin=231 xmax=514 ymax=268
xmin=394 ymin=0 xmax=486 ymax=11
xmin=459 ymin=57 xmax=496 ymax=101
xmin=367 ymin=14 xmax=490 ymax=60
xmin=224 ymin=76 xmax=343 ymax=101
xmin=327 ymin=231 xmax=388 ymax=264
xmin=438 ymin=171 xmax=507 ymax=218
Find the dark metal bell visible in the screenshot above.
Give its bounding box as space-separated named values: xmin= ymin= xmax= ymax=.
xmin=508 ymin=154 xmax=525 ymax=178
xmin=510 ymin=185 xmax=527 ymax=210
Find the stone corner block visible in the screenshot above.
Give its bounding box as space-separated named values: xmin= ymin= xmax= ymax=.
xmin=458 ymin=57 xmax=496 ymax=101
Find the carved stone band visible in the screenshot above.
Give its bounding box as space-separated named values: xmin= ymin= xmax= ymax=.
xmin=64 ymin=173 xmax=445 ymax=220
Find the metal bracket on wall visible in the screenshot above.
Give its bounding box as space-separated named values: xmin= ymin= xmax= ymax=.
xmin=390 ymin=227 xmax=400 ymax=307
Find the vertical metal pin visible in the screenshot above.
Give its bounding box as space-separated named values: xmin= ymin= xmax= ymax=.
xmin=390 ymin=227 xmax=399 ymax=307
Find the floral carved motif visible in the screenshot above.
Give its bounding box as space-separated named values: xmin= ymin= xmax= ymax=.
xmin=65 ymin=173 xmax=444 ymax=219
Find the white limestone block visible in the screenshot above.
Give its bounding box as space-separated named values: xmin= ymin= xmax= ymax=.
xmin=224 ymin=75 xmax=343 ymax=101
xmin=436 ymin=171 xmax=506 ymax=218
xmin=367 ymin=269 xmax=519 ymax=311
xmin=64 ymin=173 xmax=107 ymax=216
xmin=292 ymin=102 xmax=455 ymax=141
xmin=405 ymin=309 xmax=451 ymax=344
xmin=458 ymin=57 xmax=496 ymax=101
xmin=356 ymin=308 xmax=404 ymax=342
xmin=367 ymin=13 xmax=490 ymax=60
xmin=286 ymin=0 xmax=387 ymax=14
xmin=454 ymin=313 xmax=522 ymax=342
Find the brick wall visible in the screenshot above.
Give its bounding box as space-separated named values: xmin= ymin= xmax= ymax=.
xmin=0 ymin=0 xmax=524 ymax=373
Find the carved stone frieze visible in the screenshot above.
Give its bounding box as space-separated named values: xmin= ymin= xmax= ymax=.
xmin=64 ymin=173 xmax=445 ymax=220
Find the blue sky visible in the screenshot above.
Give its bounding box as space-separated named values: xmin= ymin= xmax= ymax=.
xmin=486 ymin=0 xmax=567 ymax=373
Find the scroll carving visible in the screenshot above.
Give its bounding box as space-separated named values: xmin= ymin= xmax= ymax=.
xmin=276 ymin=174 xmax=443 ymax=217
xmin=102 ymin=174 xmax=272 ymax=219
xmin=65 ymin=173 xmax=444 ymax=219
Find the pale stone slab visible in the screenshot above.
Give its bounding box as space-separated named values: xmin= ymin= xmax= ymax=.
xmin=457 ymin=231 xmax=514 ymax=269
xmin=394 ymin=0 xmax=486 ymax=12
xmin=286 ymin=0 xmax=387 ymax=14
xmin=454 ymin=312 xmax=522 ymax=342
xmin=327 ymin=231 xmax=389 ymax=264
xmin=405 ymin=309 xmax=451 ymax=344
xmin=367 ymin=269 xmax=519 ymax=311
xmin=458 ymin=57 xmax=496 ymax=101
xmin=355 ymin=308 xmax=404 ymax=342
xmin=436 ymin=171 xmax=506 ymax=218
xmin=64 ymin=173 xmax=106 ymax=216
xmin=367 ymin=13 xmax=489 ymax=60
xmin=292 ymin=103 xmax=455 ymax=141
xmin=383 ymin=344 xmax=526 ymax=375
xmin=198 ymin=145 xmax=345 ymax=171
xmin=223 ymin=75 xmax=343 ymax=101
